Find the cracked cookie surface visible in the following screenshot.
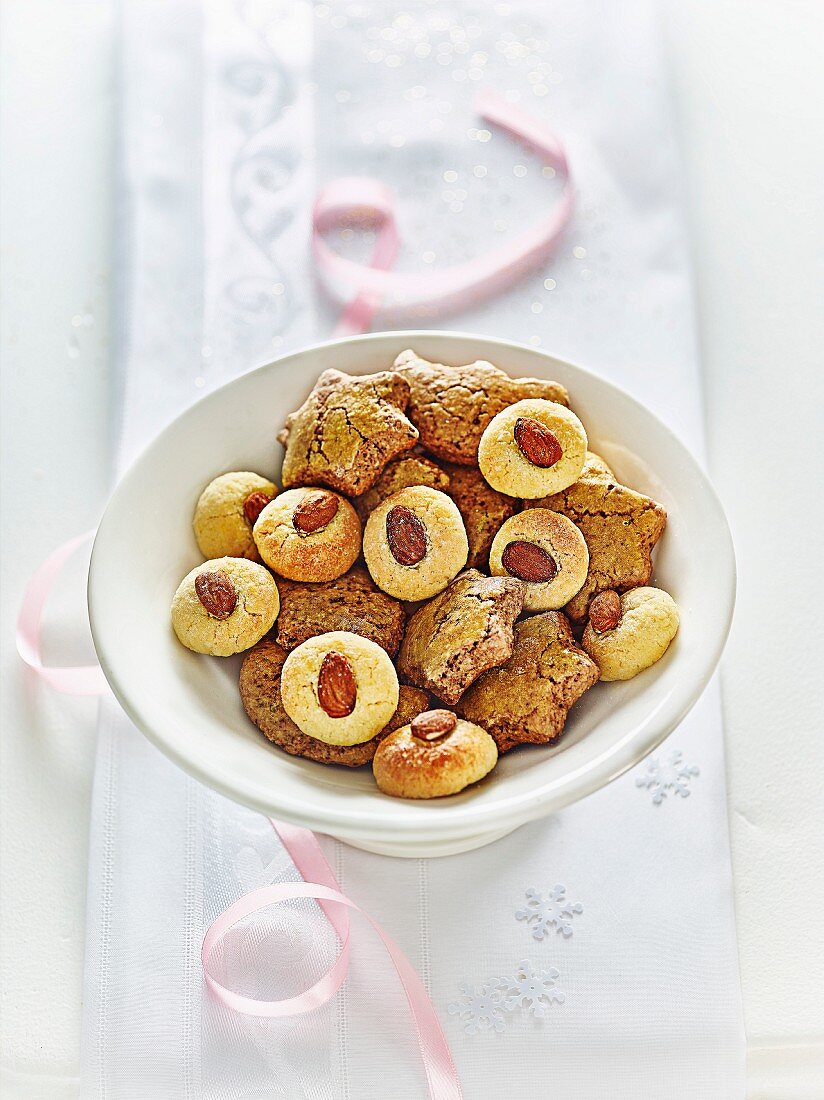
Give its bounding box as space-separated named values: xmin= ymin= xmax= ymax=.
xmin=393 ymin=349 xmax=569 ymax=466
xmin=397 ymin=568 xmax=524 ymax=704
xmin=278 ymin=368 xmax=418 ymax=496
xmin=240 ymin=638 xmax=427 ymax=765
xmin=275 ymin=567 xmax=407 ymax=657
xmin=534 ymin=470 xmax=667 ymax=626
xmin=443 ymin=462 xmax=516 ymax=570
xmin=353 ymin=453 xmax=450 ymax=523
xmin=171 ymin=557 xmax=279 ymax=656
xmin=457 ymin=610 xmax=599 ymax=752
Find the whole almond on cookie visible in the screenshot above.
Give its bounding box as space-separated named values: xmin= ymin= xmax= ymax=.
xmin=411 ymin=709 xmax=457 ymax=741
xmin=317 ymin=651 xmax=357 ymax=717
xmin=514 ymin=417 xmax=563 ymax=468
xmin=501 ymin=540 xmax=558 ymax=583
xmin=293 ymin=490 xmax=340 ymax=535
xmin=194 ymin=569 xmax=237 ymax=619
xmin=589 ymin=590 xmax=622 ymax=633
xmin=385 ymin=505 xmax=428 ymax=566
xmin=243 ymin=490 xmax=274 ymax=526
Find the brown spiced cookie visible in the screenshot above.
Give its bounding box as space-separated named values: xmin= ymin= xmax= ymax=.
xmin=534 ymin=472 xmax=667 ymax=626
xmin=278 ymin=369 xmax=419 ymax=496
xmin=397 ymin=569 xmax=525 ymax=705
xmin=239 ymin=639 xmax=428 ymax=766
xmin=443 ymin=463 xmax=517 ymax=570
xmin=275 ymin=567 xmax=407 ymax=657
xmin=393 ymin=349 xmax=569 ymax=466
xmin=457 ymin=611 xmax=599 ymax=753
xmin=353 ymin=453 xmax=450 ymax=523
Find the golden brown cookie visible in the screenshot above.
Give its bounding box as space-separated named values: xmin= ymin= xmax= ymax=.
xmin=280 ymin=631 xmax=399 ymax=746
xmin=443 ymin=463 xmax=517 ymax=570
xmin=193 ymin=471 xmax=278 ymax=562
xmin=397 ymin=569 xmax=525 ymax=704
xmin=581 ymin=587 xmax=679 ymax=680
xmin=535 ymin=471 xmax=667 ymax=626
xmin=394 ymin=349 xmax=569 ymax=466
xmin=489 ymin=508 xmax=589 ymax=612
xmin=253 ymin=488 xmax=361 ymax=583
xmin=274 ymin=567 xmax=407 ymax=657
xmin=478 ymin=399 xmax=587 ymax=498
xmin=373 ymin=710 xmax=498 ymax=799
xmin=239 ymin=639 xmax=428 ymax=766
xmin=353 ymin=453 xmax=451 ymax=523
xmin=278 ymin=368 xmax=419 ymax=496
xmin=362 ymin=486 xmax=469 ymax=601
xmin=170 ymin=557 xmax=279 ymax=656
xmin=457 ymin=611 xmax=599 ymax=752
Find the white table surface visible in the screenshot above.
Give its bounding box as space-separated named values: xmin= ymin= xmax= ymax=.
xmin=1 ymin=1 xmax=822 ymax=1097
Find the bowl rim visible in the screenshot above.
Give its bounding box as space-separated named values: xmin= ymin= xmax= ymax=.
xmin=88 ymin=329 xmax=736 ymax=840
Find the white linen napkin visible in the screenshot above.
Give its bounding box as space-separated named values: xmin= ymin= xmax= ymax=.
xmin=81 ymin=1 xmax=746 ymax=1096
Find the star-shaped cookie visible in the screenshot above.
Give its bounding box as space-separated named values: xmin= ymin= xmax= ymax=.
xmin=396 ymin=568 xmax=525 ymax=704
xmin=278 ymin=368 xmax=419 ymax=496
xmin=457 ymin=611 xmax=599 ymax=753
xmin=239 ymin=639 xmax=428 ymax=766
xmin=274 ymin=567 xmax=407 ymax=657
xmin=393 ymin=349 xmax=569 ymax=466
xmin=534 ymin=462 xmax=667 ymax=626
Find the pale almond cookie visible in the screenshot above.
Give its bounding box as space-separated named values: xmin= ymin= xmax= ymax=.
xmin=193 ymin=471 xmax=278 ymax=561
xmin=171 ymin=557 xmax=279 ymax=656
xmin=373 ymin=711 xmax=498 ymax=799
xmin=489 ymin=508 xmax=589 ymax=612
xmin=253 ymin=488 xmax=361 ymax=583
xmin=581 ymin=587 xmax=679 ymax=681
xmin=362 ymin=485 xmax=469 ymax=601
xmin=280 ymin=631 xmax=400 ymax=746
xmin=478 ymin=398 xmax=587 ymax=499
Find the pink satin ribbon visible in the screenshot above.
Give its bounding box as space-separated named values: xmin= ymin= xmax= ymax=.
xmin=315 ymin=89 xmax=573 ymax=335
xmin=203 ymin=821 xmax=462 ymax=1099
xmin=16 ymin=529 xmax=109 ymax=696
xmin=18 ymin=90 xmax=574 ymax=1100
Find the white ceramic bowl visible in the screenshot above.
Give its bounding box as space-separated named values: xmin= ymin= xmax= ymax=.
xmin=88 ymin=332 xmax=734 ymax=857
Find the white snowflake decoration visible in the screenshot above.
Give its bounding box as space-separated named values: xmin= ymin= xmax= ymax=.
xmin=516 ymin=884 xmax=583 ymax=939
xmin=449 ymin=962 xmax=565 ymax=1034
xmin=635 ymin=750 xmax=699 ymax=803
xmin=448 ymin=980 xmax=508 ymax=1035
xmin=502 ymin=960 xmax=565 ymax=1018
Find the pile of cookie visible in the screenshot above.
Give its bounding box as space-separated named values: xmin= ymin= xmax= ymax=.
xmin=171 ymin=350 xmax=679 ymax=800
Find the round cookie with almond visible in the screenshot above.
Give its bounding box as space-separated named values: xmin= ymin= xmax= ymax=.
xmin=280 ymin=631 xmax=400 ymax=746
xmin=581 ymin=587 xmax=679 ymax=681
xmin=170 ymin=557 xmax=279 ymax=656
xmin=253 ymin=487 xmax=361 ymax=582
xmin=373 ymin=709 xmax=498 ymax=799
xmin=478 ymin=398 xmax=587 ymax=499
xmin=193 ymin=471 xmax=278 ymax=561
xmin=362 ymin=485 xmax=468 ymax=601
xmin=489 ymin=508 xmax=589 ymax=612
